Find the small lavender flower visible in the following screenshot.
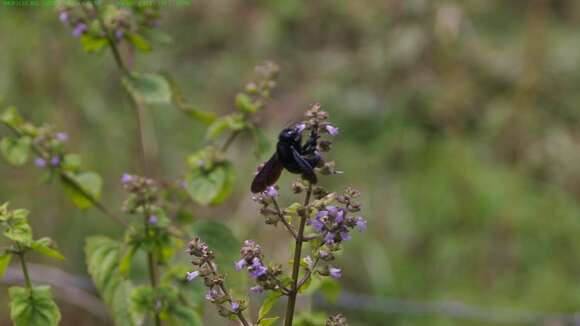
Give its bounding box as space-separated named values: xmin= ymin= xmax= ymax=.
xmin=324 ymin=232 xmax=335 ymax=245
xmin=355 ymin=216 xmax=367 ymax=232
xmin=248 ymin=257 xmax=267 ymax=278
xmin=249 ymin=285 xmax=263 ymax=294
xmin=72 ymin=23 xmax=87 ymax=37
xmin=264 ymin=186 xmax=278 ymax=199
xmin=230 ymin=301 xmax=240 ymax=312
xmin=121 ymin=173 xmax=134 ymax=184
xmin=335 ymin=210 xmax=345 ymax=223
xmin=340 ymin=231 xmax=351 ymax=241
xmin=55 ymin=132 xmax=68 ymax=142
xmin=235 ymin=259 xmax=247 ymax=272
xmin=325 ymin=124 xmax=339 ymax=136
xmin=58 ymin=11 xmax=69 ymax=23
xmin=186 ymin=271 xmax=199 ymax=282
xmin=34 ymin=158 xmax=47 ymax=168
xmin=115 ymin=30 xmax=124 ymax=40
xmin=205 ymin=288 xmax=219 ymax=302
xmin=329 ymin=267 xmax=342 ymax=279
xmin=50 ymin=156 xmax=60 ymax=166
xmin=295 ymin=123 xmax=306 ymax=133
xmin=148 ymin=215 xmax=158 ymax=225
xmin=307 ymin=218 xmax=324 ymax=232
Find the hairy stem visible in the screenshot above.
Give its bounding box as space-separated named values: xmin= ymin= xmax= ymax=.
xmin=284 ymin=184 xmax=312 ymax=326
xmin=16 ymin=244 xmax=32 ymax=289
xmin=143 ymin=206 xmax=162 ymax=326
xmin=206 ymin=262 xmax=251 ymax=326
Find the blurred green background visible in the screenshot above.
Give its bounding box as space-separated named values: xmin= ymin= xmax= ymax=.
xmin=3 ymin=0 xmax=580 ymax=325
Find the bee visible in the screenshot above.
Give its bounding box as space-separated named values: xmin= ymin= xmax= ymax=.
xmin=251 ymin=125 xmax=321 ymax=193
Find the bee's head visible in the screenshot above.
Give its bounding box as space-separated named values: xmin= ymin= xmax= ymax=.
xmin=279 ymin=124 xmax=304 ymax=143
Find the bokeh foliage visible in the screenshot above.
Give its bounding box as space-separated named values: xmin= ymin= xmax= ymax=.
xmin=2 ymin=0 xmax=580 ymax=325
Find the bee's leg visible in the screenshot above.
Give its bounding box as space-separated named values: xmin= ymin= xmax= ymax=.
xmin=306 ymin=152 xmax=322 ymax=168
xmin=302 ymin=133 xmax=319 ymax=155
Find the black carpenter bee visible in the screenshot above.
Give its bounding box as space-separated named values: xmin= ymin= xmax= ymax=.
xmin=251 ymin=125 xmax=321 ymax=193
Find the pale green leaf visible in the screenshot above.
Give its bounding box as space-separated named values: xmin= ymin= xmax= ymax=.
xmin=9 ymin=286 xmax=61 ymax=326
xmin=127 ymin=33 xmax=152 ymax=52
xmin=122 ymin=72 xmax=171 ymax=106
xmin=235 ymin=93 xmax=258 ymax=114
xmin=184 ymin=162 xmax=235 ymax=206
xmin=0 ymin=250 xmax=12 ymax=278
xmin=258 ymin=292 xmax=282 ymax=321
xmin=119 ymin=244 xmax=139 ymax=278
xmin=0 ymin=136 xmax=31 ymax=166
xmin=60 ymin=172 xmax=102 ymax=210
xmin=0 ymin=106 xmax=23 ymax=128
xmin=30 ymin=237 xmax=65 ymax=260
xmin=258 ymin=317 xmax=280 ymax=326
xmin=85 ymin=236 xmax=137 ymax=326
xmin=80 ymin=34 xmax=108 ymax=53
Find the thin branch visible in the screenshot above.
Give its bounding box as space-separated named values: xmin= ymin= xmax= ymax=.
xmin=271 ymin=198 xmax=298 ymax=240
xmin=206 ymin=261 xmax=251 ymax=326
xmin=284 ymin=184 xmax=313 ymax=326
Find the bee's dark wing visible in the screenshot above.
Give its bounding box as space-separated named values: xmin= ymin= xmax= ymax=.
xmin=251 ymin=154 xmax=284 ymax=193
xmin=291 ymin=147 xmax=317 ymax=184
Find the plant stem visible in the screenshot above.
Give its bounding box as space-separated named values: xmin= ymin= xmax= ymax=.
xmin=284 ymin=184 xmax=312 ymax=326
xmin=206 ymin=262 xmax=251 ymax=326
xmin=143 ymin=207 xmax=162 ymax=326
xmin=16 ymin=244 xmax=32 ymax=289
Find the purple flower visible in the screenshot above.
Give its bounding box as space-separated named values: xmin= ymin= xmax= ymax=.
xmin=72 ymin=23 xmax=87 ymax=37
xmin=34 ymin=158 xmax=47 ymax=168
xmin=340 ymin=231 xmax=351 ymax=241
xmin=235 ymin=259 xmax=247 ymax=272
xmin=327 ymin=206 xmax=338 ymax=217
xmin=121 ymin=173 xmax=133 ymax=184
xmin=248 ymin=257 xmax=267 ymax=278
xmin=324 ymin=232 xmax=335 ymax=245
xmin=148 ymin=215 xmax=158 ymax=225
xmin=355 ymin=217 xmax=367 ymax=232
xmin=230 ymin=301 xmax=240 ymax=312
xmin=185 ymin=271 xmax=199 ymax=282
xmin=295 ymin=123 xmax=306 ymax=133
xmin=325 ymin=124 xmax=339 ymax=136
xmin=249 ymin=286 xmax=263 ymax=294
xmin=316 ymin=210 xmax=328 ymax=219
xmin=205 ymin=289 xmax=219 ymax=302
xmin=59 ymin=11 xmax=69 ymax=23
xmin=307 ymin=218 xmax=325 ymax=232
xmin=115 ymin=30 xmax=124 ymax=40
xmin=335 ymin=210 xmax=345 ymax=223
xmin=329 ymin=267 xmax=342 ymax=279
xmin=50 ymin=156 xmax=60 ymax=166
xmin=55 ymin=132 xmax=68 ymax=142
xmin=264 ymin=186 xmax=278 ymax=199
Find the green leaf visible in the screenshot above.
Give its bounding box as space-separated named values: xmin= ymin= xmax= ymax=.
xmin=190 ymin=221 xmax=242 ymax=289
xmin=127 ymin=33 xmax=152 ymax=52
xmin=258 ymin=317 xmax=280 ymax=326
xmin=62 ymin=154 xmax=82 ymax=172
xmin=60 ymin=172 xmax=102 ymax=210
xmin=307 ymin=278 xmax=341 ymax=304
xmin=129 ymin=285 xmax=156 ymax=314
xmin=1 ymin=136 xmax=31 ymax=166
xmin=119 ymin=244 xmax=139 ymax=278
xmin=258 ymin=292 xmax=282 ymax=321
xmin=235 ymin=93 xmax=258 ymax=114
xmin=79 ymin=34 xmax=108 ymax=53
xmin=9 ymin=286 xmax=61 ymax=326
xmin=205 ymin=114 xmax=246 ymax=140
xmin=184 ymin=162 xmax=235 ymax=206
xmin=2 ymin=208 xmax=32 ymax=245
xmin=0 ymin=250 xmax=12 ymax=278
xmin=0 ymin=106 xmax=24 ymax=128
xmin=30 ymin=237 xmax=65 ymax=260
xmin=166 ymin=303 xmax=203 ymax=326
xmin=122 ymin=72 xmax=171 ymax=106
xmin=251 ymin=127 xmax=271 ymax=159
xmin=85 ymin=236 xmax=137 ymax=326
xmin=181 ymin=105 xmax=218 ymax=125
